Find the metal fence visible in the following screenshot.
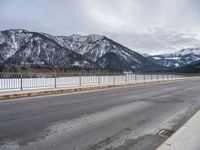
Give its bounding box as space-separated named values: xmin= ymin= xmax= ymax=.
xmin=0 ymin=73 xmax=183 ymax=91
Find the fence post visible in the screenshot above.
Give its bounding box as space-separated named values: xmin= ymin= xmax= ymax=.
xmin=125 ymin=74 xmax=128 ymax=83
xmin=151 ymin=74 xmax=153 ymax=81
xmin=79 ymin=73 xmax=82 ymax=86
xmin=113 ymin=73 xmax=115 ymax=84
xmin=135 ymin=74 xmax=137 ymax=82
xmin=54 ymin=72 xmax=57 ymax=88
xmin=144 ymin=74 xmax=146 ymax=82
xmin=20 ymin=73 xmax=23 ymax=90
xmin=98 ymin=73 xmax=100 ymax=85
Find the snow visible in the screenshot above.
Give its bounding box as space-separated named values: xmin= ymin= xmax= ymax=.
xmin=121 ymin=50 xmax=132 ymax=60
xmin=11 ymin=33 xmax=18 ymax=49
xmin=52 ymin=33 xmax=144 ymax=66
xmin=174 ymin=63 xmax=180 ymax=67
xmin=73 ymin=61 xmax=81 ymax=66
xmin=131 ymin=66 xmax=136 ymax=69
xmin=153 ymin=48 xmax=200 ymax=68
xmin=0 ymin=29 xmax=158 ymax=71
xmin=83 ymin=60 xmax=89 ymax=64
xmin=0 ymin=32 xmax=3 ymax=44
xmin=88 ymin=34 xmax=104 ymax=41
xmin=153 ymin=57 xmax=162 ymax=60
xmin=177 ymin=48 xmax=200 ymax=56
xmin=165 ymin=57 xmax=181 ymax=60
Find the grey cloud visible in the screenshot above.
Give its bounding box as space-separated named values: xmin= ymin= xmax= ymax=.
xmin=107 ymin=31 xmax=200 ymax=55
xmin=0 ymin=0 xmax=200 ymax=54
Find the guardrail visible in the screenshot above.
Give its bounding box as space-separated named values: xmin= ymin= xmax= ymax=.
xmin=0 ymin=73 xmax=183 ymax=91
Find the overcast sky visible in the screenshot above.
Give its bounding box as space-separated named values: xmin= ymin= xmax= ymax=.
xmin=1 ymin=0 xmax=200 ymax=54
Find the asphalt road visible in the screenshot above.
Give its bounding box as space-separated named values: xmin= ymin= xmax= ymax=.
xmin=1 ymin=78 xmax=200 ymax=150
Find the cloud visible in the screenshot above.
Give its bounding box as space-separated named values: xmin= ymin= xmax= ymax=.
xmin=107 ymin=31 xmax=200 ymax=55
xmin=0 ymin=0 xmax=200 ymax=54
xmin=84 ymin=0 xmax=200 ymax=54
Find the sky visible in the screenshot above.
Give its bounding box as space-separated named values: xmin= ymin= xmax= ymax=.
xmin=1 ymin=0 xmax=200 ymax=55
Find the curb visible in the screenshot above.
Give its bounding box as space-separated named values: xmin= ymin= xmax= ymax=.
xmin=0 ymin=79 xmax=181 ymax=101
xmin=157 ymin=109 xmax=200 ymax=150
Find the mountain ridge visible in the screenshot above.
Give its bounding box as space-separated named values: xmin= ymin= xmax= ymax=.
xmin=0 ymin=29 xmax=165 ymax=72
xmin=147 ymin=48 xmax=200 ymax=68
xmin=0 ymin=29 xmax=97 ymax=68
xmin=51 ymin=34 xmax=163 ymax=72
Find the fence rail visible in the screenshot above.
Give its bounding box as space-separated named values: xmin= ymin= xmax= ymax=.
xmin=0 ymin=73 xmax=183 ymax=91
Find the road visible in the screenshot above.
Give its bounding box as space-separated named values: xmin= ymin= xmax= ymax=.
xmin=0 ymin=78 xmax=200 ymax=150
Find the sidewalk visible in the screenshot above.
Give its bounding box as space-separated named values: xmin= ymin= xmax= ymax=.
xmin=0 ymin=79 xmax=173 ymax=101
xmin=157 ymin=110 xmax=200 ymax=150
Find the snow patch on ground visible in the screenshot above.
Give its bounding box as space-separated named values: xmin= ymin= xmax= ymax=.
xmin=165 ymin=57 xmax=181 ymax=60
xmin=153 ymin=57 xmax=162 ymax=60
xmin=174 ymin=63 xmax=180 ymax=67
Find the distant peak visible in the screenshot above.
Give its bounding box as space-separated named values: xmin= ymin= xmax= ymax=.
xmin=142 ymin=53 xmax=151 ymax=57
xmin=88 ymin=34 xmax=105 ymax=38
xmin=180 ymin=47 xmax=200 ymax=51
xmin=173 ymin=47 xmax=200 ymax=55
xmin=69 ymin=34 xmax=106 ymax=41
xmin=4 ymin=29 xmax=28 ymax=33
xmin=70 ymin=34 xmax=82 ymax=37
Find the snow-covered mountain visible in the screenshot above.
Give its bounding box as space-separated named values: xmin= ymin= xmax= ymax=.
xmin=51 ymin=34 xmax=162 ymax=72
xmin=0 ymin=29 xmax=96 ymax=68
xmin=175 ymin=60 xmax=200 ymax=73
xmin=0 ymin=29 xmax=162 ymax=72
xmin=149 ymin=48 xmax=200 ymax=68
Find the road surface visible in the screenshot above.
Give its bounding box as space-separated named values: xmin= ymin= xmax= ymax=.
xmin=0 ymin=78 xmax=200 ymax=150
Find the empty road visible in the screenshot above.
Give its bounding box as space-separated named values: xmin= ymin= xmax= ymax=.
xmin=0 ymin=78 xmax=200 ymax=150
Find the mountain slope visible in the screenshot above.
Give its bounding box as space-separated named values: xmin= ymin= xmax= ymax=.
xmin=149 ymin=48 xmax=200 ymax=68
xmin=51 ymin=34 xmax=163 ymax=72
xmin=0 ymin=29 xmax=164 ymax=72
xmin=174 ymin=60 xmax=200 ymax=73
xmin=0 ymin=29 xmax=97 ymax=68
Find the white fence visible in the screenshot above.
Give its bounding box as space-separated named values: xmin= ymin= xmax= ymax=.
xmin=0 ymin=73 xmax=182 ymax=91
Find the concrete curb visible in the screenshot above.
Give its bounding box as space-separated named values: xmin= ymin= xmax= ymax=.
xmin=157 ymin=110 xmax=200 ymax=150
xmin=0 ymin=79 xmax=182 ymax=101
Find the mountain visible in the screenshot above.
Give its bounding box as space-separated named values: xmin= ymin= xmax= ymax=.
xmin=142 ymin=53 xmax=151 ymax=57
xmin=148 ymin=48 xmax=200 ymax=68
xmin=0 ymin=29 xmax=163 ymax=72
xmin=50 ymin=34 xmax=163 ymax=72
xmin=0 ymin=29 xmax=97 ymax=68
xmin=174 ymin=60 xmax=200 ymax=73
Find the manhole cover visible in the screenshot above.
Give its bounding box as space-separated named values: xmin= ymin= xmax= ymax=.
xmin=158 ymin=129 xmax=175 ymax=138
